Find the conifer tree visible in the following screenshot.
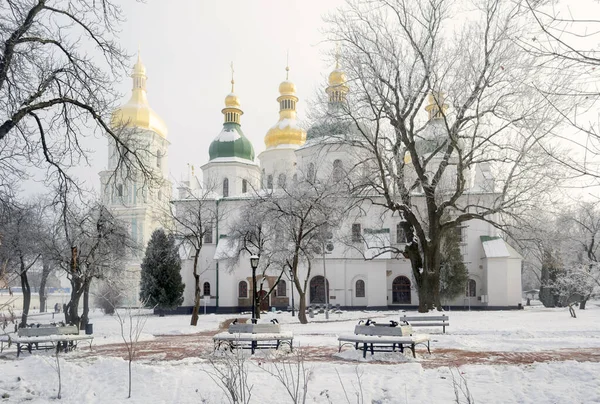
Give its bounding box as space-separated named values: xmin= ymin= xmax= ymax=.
xmin=140 ymin=229 xmax=185 ymax=310
xmin=439 ymin=227 xmax=469 ymax=302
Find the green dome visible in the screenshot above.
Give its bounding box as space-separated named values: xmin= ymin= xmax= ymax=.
xmin=209 ymin=123 xmax=255 ymax=161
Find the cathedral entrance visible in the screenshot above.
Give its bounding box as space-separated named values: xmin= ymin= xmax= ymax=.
xmin=259 ymin=290 xmax=269 ymax=312
xmin=392 ymin=276 xmax=411 ymax=304
xmin=309 ymin=276 xmax=329 ymax=304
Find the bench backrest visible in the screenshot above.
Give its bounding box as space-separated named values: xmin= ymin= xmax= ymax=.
xmin=18 ymin=325 xmax=79 ymax=337
xmin=354 ymin=324 xmax=413 ymax=336
xmin=228 ymin=323 xmax=280 ymax=334
xmin=399 ymin=315 xmax=449 ymax=323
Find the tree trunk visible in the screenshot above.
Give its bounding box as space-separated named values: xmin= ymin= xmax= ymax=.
xmin=65 ymin=277 xmax=83 ymax=326
xmin=20 ymin=266 xmax=31 ymax=327
xmin=190 ymin=251 xmax=200 ymax=326
xmin=297 ymin=292 xmax=307 ymax=324
xmin=80 ymin=279 xmax=90 ymax=330
xmin=39 ymin=261 xmax=51 ymax=313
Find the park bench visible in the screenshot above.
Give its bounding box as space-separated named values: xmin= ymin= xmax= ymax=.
xmin=399 ymin=314 xmax=449 ymax=333
xmin=213 ymin=321 xmax=293 ymax=354
xmin=11 ymin=324 xmax=93 ymax=357
xmin=338 ymin=320 xmax=431 ymax=359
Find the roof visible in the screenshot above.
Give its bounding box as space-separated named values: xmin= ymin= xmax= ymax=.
xmin=480 ymin=236 xmax=522 ymax=259
xmin=209 ymin=122 xmax=255 ymax=161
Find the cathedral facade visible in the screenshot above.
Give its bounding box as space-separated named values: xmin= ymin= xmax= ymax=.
xmin=104 ymin=57 xmax=522 ymax=312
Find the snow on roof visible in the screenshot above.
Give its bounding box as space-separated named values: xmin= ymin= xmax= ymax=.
xmin=480 ymin=236 xmax=522 ymax=259
xmin=214 ymin=237 xmax=238 ymax=260
xmin=214 ymin=127 xmax=242 ymax=142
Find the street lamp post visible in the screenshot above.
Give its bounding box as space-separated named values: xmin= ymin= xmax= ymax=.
xmin=290 ymin=269 xmax=295 ymax=317
xmin=250 ymin=255 xmax=259 ymax=323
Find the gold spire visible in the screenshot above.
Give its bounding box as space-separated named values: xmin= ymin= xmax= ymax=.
xmin=425 ymin=92 xmax=449 ymax=120
xmin=223 ymin=62 xmax=242 ymax=124
xmin=326 ymin=46 xmax=349 ymax=103
xmin=264 ymin=65 xmax=306 ymax=149
xmin=111 ymin=49 xmax=168 ymax=138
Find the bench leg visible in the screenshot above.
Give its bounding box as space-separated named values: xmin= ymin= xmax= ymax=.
xmin=410 ymin=343 xmax=416 ymax=358
xmin=251 ymin=340 xmax=257 ymax=355
xmin=370 ymin=343 xmax=374 ymax=356
xmin=17 ymin=343 xmax=21 ymax=358
xmin=362 ymin=342 xmax=367 ymax=359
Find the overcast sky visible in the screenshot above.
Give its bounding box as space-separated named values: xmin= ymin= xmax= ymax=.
xmin=85 ymin=0 xmax=346 ymax=189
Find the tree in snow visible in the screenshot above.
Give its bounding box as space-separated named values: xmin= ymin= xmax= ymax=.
xmin=323 ymin=0 xmax=572 ymax=311
xmin=170 ymin=179 xmax=221 ymax=325
xmin=439 ymin=225 xmax=469 ymax=303
xmin=139 ymin=229 xmax=185 ymax=310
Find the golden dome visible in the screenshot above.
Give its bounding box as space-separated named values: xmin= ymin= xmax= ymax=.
xmin=279 ymin=80 xmax=297 ymax=95
xmin=328 ymin=69 xmax=347 ymax=86
xmin=111 ymin=53 xmax=167 ymax=138
xmin=264 ymin=66 xmax=306 ymax=149
xmin=225 ymin=92 xmax=241 ymax=109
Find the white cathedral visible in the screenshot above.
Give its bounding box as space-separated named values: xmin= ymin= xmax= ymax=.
xmin=101 ymin=55 xmax=523 ymax=312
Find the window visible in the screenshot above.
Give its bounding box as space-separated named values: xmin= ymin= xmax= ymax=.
xmin=238 ymin=281 xmax=248 ymax=298
xmin=203 ymin=282 xmax=210 ymax=296
xmin=278 ymin=173 xmax=286 ymax=188
xmin=223 ymin=178 xmax=229 ymax=197
xmin=156 ymin=149 xmax=162 ymax=168
xmin=267 ymin=175 xmax=273 ymax=189
xmin=116 ymin=184 xmax=123 ymax=197
xmin=307 ymin=163 xmax=315 ymax=182
xmin=466 ymin=279 xmax=476 ymax=297
xmin=396 ymin=223 xmax=408 ymax=243
xmin=242 ymin=179 xmax=248 ymax=193
xmin=277 ymin=280 xmax=286 ymax=297
xmin=355 ymin=280 xmax=365 ymax=298
xmin=392 ymin=276 xmax=411 ymax=304
xmin=333 ymin=159 xmax=343 ymax=182
xmin=203 ymin=222 xmax=213 ymax=244
xmin=352 ymin=223 xmax=362 ymax=242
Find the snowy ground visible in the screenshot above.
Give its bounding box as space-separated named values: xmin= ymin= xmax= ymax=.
xmin=1 ymin=301 xmax=600 ymax=403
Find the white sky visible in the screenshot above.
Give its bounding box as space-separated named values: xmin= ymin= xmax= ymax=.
xmin=87 ymin=0 xmax=345 ymax=189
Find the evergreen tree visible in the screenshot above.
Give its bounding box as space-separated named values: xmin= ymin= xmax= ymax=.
xmin=439 ymin=226 xmax=469 ymax=302
xmin=140 ymin=229 xmax=185 ymax=310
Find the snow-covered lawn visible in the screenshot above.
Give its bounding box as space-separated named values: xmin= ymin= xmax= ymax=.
xmin=1 ymin=302 xmax=599 ymax=403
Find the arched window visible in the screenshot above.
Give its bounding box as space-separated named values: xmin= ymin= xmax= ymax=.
xmin=392 ymin=276 xmax=411 ymax=304
xmin=156 ymin=149 xmax=162 ymax=168
xmin=278 ymin=173 xmax=286 ymax=188
xmin=242 ymin=179 xmax=248 ymax=193
xmin=267 ymin=175 xmax=273 ymax=189
xmin=309 ymin=276 xmax=329 ymax=304
xmin=333 ymin=159 xmax=343 ymax=182
xmin=223 ymin=178 xmax=229 ymax=197
xmin=466 ymin=279 xmax=476 ymax=297
xmin=355 ymin=279 xmax=365 ymax=298
xmin=307 ymin=163 xmax=315 ymax=182
xmin=238 ymin=281 xmax=248 ymax=298
xmin=203 ymin=282 xmax=210 ymax=296
xmin=277 ymin=280 xmax=287 ymax=297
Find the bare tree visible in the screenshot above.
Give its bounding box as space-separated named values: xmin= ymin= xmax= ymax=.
xmin=324 ymin=0 xmax=572 ymax=311
xmin=0 ymin=0 xmax=159 ymax=199
xmin=49 ymin=200 xmax=133 ymax=328
xmin=171 ymin=179 xmax=221 ymax=326
xmin=0 ymin=199 xmax=43 ymax=327
xmin=235 ymin=179 xmax=346 ymax=324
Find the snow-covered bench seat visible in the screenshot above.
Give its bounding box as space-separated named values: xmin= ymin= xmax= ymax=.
xmin=12 ymin=325 xmax=93 ymax=357
xmin=400 ymin=314 xmax=449 ymax=333
xmin=338 ymin=322 xmax=430 ymax=358
xmin=213 ymin=322 xmax=293 ymax=354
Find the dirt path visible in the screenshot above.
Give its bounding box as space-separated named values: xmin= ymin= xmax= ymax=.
xmin=84 ymin=333 xmax=600 ymax=369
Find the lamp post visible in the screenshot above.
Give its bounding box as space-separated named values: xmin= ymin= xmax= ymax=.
xmin=290 ymin=269 xmax=295 ymax=317
xmin=250 ymin=255 xmax=259 ymax=323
